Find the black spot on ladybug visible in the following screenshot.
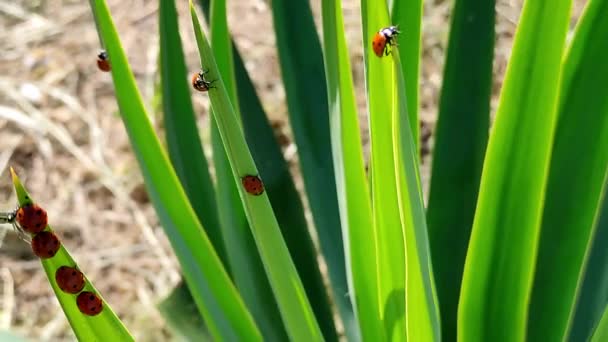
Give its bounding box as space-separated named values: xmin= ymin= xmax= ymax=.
xmin=241 ymin=175 xmax=264 ymax=196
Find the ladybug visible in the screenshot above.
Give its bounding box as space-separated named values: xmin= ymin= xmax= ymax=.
xmin=31 ymin=231 xmax=61 ymax=259
xmin=372 ymin=26 xmax=400 ymax=57
xmin=191 ymin=69 xmax=216 ymax=92
xmin=76 ymin=291 xmax=103 ymax=316
xmin=97 ymin=50 xmax=111 ymax=72
xmin=16 ymin=204 xmax=48 ymax=234
xmin=241 ymin=175 xmax=264 ymax=196
xmin=55 ymin=266 xmax=86 ymax=294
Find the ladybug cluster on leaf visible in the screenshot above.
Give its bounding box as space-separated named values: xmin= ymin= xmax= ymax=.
xmin=3 ymin=201 xmax=104 ymax=316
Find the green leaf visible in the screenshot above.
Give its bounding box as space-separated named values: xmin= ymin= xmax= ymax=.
xmin=206 ymin=0 xmax=288 ymax=339
xmin=269 ymin=0 xmax=353 ymax=339
xmin=391 ymin=0 xmax=422 ymax=151
xmin=10 ymin=168 xmax=133 ymax=342
xmin=158 ymin=0 xmax=228 ymax=267
xmin=393 ymin=58 xmax=442 ymax=341
xmin=88 ymin=1 xmax=261 ymax=339
xmin=190 ymin=3 xmax=323 ymax=340
xmin=425 ymin=0 xmax=494 ymax=339
xmin=591 ymin=304 xmax=608 ymax=342
xmin=360 ymin=0 xmax=410 ymax=339
xmin=157 ymin=282 xmax=211 ymax=342
xmin=528 ymin=0 xmax=608 ymax=340
xmin=458 ymin=0 xmax=573 ymax=340
xmin=569 ymin=192 xmax=608 ymax=341
xmin=320 ymin=0 xmax=378 ymax=339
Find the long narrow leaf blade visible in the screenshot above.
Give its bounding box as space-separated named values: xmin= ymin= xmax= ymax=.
xmin=207 ymin=0 xmax=288 ymax=339
xmin=393 ymin=57 xmax=441 ymax=340
xmin=320 ymin=0 xmax=378 ymax=339
xmin=425 ymin=0 xmax=495 ymax=339
xmin=89 ymin=1 xmax=261 ymax=339
xmin=10 ymin=168 xmax=133 ymax=342
xmin=458 ymin=0 xmax=573 ymax=340
xmin=361 ymin=0 xmax=407 ymax=339
xmin=268 ymin=0 xmax=349 ymax=339
xmin=528 ymin=0 xmax=608 ymax=340
xmin=569 ymin=192 xmax=608 ymax=341
xmin=190 ymin=3 xmax=322 ymax=340
xmin=159 ymin=0 xmax=227 ymax=267
xmin=391 ymin=0 xmax=422 ymax=151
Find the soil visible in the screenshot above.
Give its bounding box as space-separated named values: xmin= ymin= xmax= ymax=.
xmin=0 ymin=0 xmax=586 ymax=340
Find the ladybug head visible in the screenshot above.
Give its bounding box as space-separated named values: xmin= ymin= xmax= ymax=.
xmin=382 ymin=25 xmax=400 ymax=38
xmin=98 ymin=50 xmax=108 ymax=61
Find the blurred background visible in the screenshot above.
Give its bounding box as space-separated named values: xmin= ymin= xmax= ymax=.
xmin=0 ymin=0 xmax=585 ymax=340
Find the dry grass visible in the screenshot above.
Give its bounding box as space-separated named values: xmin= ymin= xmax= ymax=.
xmin=0 ymin=0 xmax=586 ymax=340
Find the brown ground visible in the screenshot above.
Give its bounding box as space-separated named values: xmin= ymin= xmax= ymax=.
xmin=0 ymin=0 xmax=586 ymax=340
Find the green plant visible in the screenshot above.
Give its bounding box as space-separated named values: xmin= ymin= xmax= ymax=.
xmin=9 ymin=0 xmax=608 ymax=340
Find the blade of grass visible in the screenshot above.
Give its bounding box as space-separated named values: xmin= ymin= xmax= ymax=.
xmin=361 ymin=0 xmax=409 ymax=339
xmin=457 ymin=0 xmax=573 ymax=340
xmin=320 ymin=0 xmax=378 ymax=339
xmin=425 ymin=0 xmax=494 ymax=339
xmin=207 ymin=0 xmax=288 ymax=339
xmin=269 ymin=0 xmax=351 ymax=339
xmin=362 ymin=1 xmax=441 ymax=341
xmin=158 ymin=0 xmax=228 ymax=267
xmin=591 ymin=304 xmax=608 ymax=342
xmin=89 ymin=1 xmax=261 ymax=339
xmin=190 ymin=3 xmax=322 ymax=340
xmin=391 ymin=0 xmax=422 ymax=151
xmin=10 ymin=168 xmax=133 ymax=342
xmin=569 ymin=192 xmax=608 ymax=342
xmin=528 ymin=0 xmax=608 ymax=340
xmin=392 ymin=53 xmax=442 ymax=340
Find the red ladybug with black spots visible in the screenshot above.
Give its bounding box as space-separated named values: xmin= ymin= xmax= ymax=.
xmin=15 ymin=204 xmax=48 ymax=234
xmin=31 ymin=231 xmax=60 ymax=259
xmin=241 ymin=175 xmax=264 ymax=196
xmin=55 ymin=266 xmax=86 ymax=294
xmin=372 ymin=26 xmax=401 ymax=57
xmin=77 ymin=291 xmax=103 ymax=316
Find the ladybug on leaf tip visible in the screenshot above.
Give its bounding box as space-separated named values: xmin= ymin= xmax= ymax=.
xmin=16 ymin=203 xmax=47 ymax=234
xmin=192 ymin=69 xmax=216 ymax=92
xmin=97 ymin=50 xmax=111 ymax=72
xmin=372 ymin=25 xmax=400 ymax=57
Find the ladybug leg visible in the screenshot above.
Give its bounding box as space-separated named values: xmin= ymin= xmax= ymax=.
xmin=12 ymin=222 xmax=31 ymax=243
xmin=384 ymin=46 xmax=391 ymax=56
